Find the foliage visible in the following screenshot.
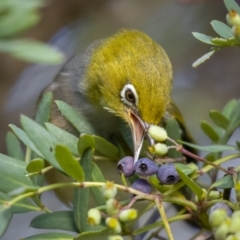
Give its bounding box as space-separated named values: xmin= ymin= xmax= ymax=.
xmin=0 ymin=0 xmax=64 ymax=64
xmin=192 ymin=0 xmax=240 ymax=67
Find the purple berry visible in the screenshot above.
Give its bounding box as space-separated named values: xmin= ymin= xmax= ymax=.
xmin=156 ymin=164 xmax=180 ymax=185
xmin=131 ymin=179 xmax=152 ymax=194
xmin=135 ymin=158 xmax=158 ymax=176
xmin=117 ymin=156 xmax=135 ymax=177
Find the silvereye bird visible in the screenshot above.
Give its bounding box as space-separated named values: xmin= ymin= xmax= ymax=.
xmin=42 ymin=29 xmax=188 ymax=203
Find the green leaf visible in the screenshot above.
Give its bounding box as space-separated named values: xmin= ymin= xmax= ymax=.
xmin=210 ymin=20 xmax=233 ymax=39
xmin=200 ymin=121 xmax=219 ymax=142
xmin=224 ymin=0 xmax=240 ymax=14
xmin=30 ymin=211 xmax=78 ymax=232
xmin=165 ymin=118 xmax=182 ymax=158
xmin=93 ymin=135 xmax=119 ymax=159
xmin=0 ymin=39 xmax=64 ymax=64
xmin=209 ymin=110 xmax=230 ymax=129
xmin=9 ymin=124 xmax=43 ymax=157
xmin=222 ymin=99 xmax=237 ymax=119
xmin=55 ymin=145 xmax=84 ymax=182
xmin=0 ymin=191 xmax=12 ymax=237
xmin=6 ymin=131 xmax=24 ymax=161
xmin=211 ymin=37 xmax=238 ymax=46
xmin=192 ymin=50 xmax=215 ymax=68
xmin=0 ymin=154 xmax=33 ymax=192
xmin=21 ymin=232 xmax=74 ymax=240
xmin=192 ymin=32 xmax=215 ymax=45
xmin=91 ymin=163 xmax=106 ymax=206
xmin=176 ymin=167 xmax=203 ymax=200
xmin=8 ymin=186 xmax=38 ymax=197
xmin=78 ymin=134 xmax=95 ymax=155
xmin=46 ymin=123 xmax=79 ymax=155
xmin=0 ymin=9 xmax=39 ymax=38
xmin=26 ymin=159 xmax=44 ymax=173
xmin=210 ymin=172 xmax=240 ymax=189
xmin=55 ymin=100 xmax=94 ymax=134
xmin=74 ymin=228 xmax=110 ymax=240
xmin=20 ymin=115 xmax=61 ymax=170
xmin=35 ymin=92 xmax=53 ymax=126
xmin=73 ymin=148 xmax=94 ymax=232
xmin=78 ymin=134 xmax=118 ymax=159
xmin=228 ymin=99 xmax=240 ymax=132
xmin=174 ymin=163 xmax=198 ymax=175
xmin=179 ymin=141 xmax=236 ymax=152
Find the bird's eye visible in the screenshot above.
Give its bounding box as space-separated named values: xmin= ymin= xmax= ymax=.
xmin=121 ymin=84 xmax=139 ymax=106
xmin=125 ymin=89 xmax=135 ymax=103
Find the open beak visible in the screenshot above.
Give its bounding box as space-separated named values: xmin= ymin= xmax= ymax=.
xmin=128 ymin=110 xmax=153 ymax=163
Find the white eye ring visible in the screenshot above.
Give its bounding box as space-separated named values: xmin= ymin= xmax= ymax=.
xmin=120 ymin=84 xmax=139 ymax=106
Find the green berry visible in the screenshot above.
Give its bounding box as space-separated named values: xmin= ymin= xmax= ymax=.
xmin=106 ymin=198 xmax=120 ymax=215
xmin=209 ymin=208 xmax=228 ymax=228
xmin=235 ymin=231 xmax=240 ymax=240
xmin=148 ymin=143 xmax=168 ymax=155
xmin=119 ymin=208 xmax=138 ymax=222
xmin=225 ymin=235 xmax=236 ymax=240
xmin=226 ymin=10 xmax=240 ymax=27
xmin=229 ymin=212 xmax=240 ymax=233
xmin=148 ymin=125 xmax=168 ymax=142
xmin=214 ymin=219 xmax=231 ymax=240
xmin=87 ymin=208 xmax=101 ymax=226
xmin=105 ymin=217 xmax=122 ymax=233
xmin=102 ymin=181 xmax=117 ymax=199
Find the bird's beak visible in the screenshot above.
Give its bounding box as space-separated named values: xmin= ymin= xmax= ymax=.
xmin=128 ymin=110 xmax=151 ymax=163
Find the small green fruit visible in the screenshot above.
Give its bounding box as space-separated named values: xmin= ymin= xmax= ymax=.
xmin=214 ymin=219 xmax=231 ymax=240
xmin=209 ymin=208 xmax=228 ymax=227
xmin=87 ymin=208 xmax=101 ymax=225
xmin=148 ymin=125 xmax=168 ymax=142
xmin=148 ymin=143 xmax=168 ymax=155
xmin=119 ymin=208 xmax=138 ymax=222
xmin=106 ymin=198 xmax=120 ymax=215
xmin=105 ymin=217 xmax=122 ymax=233
xmin=102 ymin=181 xmax=117 ymax=199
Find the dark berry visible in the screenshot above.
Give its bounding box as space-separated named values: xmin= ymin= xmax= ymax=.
xmin=135 ymin=158 xmax=158 ymax=176
xmin=131 ymin=179 xmax=152 ymax=194
xmin=117 ymin=156 xmax=135 ymax=177
xmin=156 ymin=164 xmax=180 ymax=185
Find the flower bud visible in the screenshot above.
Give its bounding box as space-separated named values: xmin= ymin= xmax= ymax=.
xmin=213 ymin=218 xmax=231 ymax=240
xmin=106 ymin=198 xmax=120 ymax=215
xmin=226 ymin=10 xmax=240 ymax=27
xmin=108 ymin=235 xmax=124 ymax=240
xmin=87 ymin=208 xmax=101 ymax=226
xmin=105 ymin=217 xmax=122 ymax=233
xmin=148 ymin=143 xmax=168 ymax=155
xmin=119 ymin=208 xmax=138 ymax=222
xmin=148 ymin=126 xmax=168 ymax=142
xmin=102 ymin=181 xmax=117 ymax=200
xmin=232 ymin=25 xmax=240 ymax=39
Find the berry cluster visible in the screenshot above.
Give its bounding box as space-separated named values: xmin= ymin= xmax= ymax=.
xmin=208 ymin=203 xmax=240 ymax=240
xmin=117 ymin=156 xmax=180 ymax=194
xmin=87 ymin=181 xmax=138 ymax=240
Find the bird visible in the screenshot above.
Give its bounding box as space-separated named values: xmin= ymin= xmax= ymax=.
xmin=42 ymin=29 xmax=193 ymax=203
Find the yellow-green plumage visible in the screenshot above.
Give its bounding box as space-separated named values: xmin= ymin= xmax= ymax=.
xmin=83 ymin=29 xmax=173 ymax=125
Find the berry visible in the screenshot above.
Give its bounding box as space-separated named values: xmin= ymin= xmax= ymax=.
xmin=131 ymin=179 xmax=152 ymax=194
xmin=106 ymin=198 xmax=120 ymax=215
xmin=102 ymin=181 xmax=117 ymax=199
xmin=148 ymin=143 xmax=168 ymax=155
xmin=119 ymin=208 xmax=138 ymax=222
xmin=117 ymin=156 xmax=135 ymax=177
xmin=135 ymin=158 xmax=158 ymax=176
xmin=148 ymin=125 xmax=168 ymax=142
xmin=226 ymin=10 xmax=240 ymax=27
xmin=156 ymin=164 xmax=180 ymax=185
xmin=209 ymin=203 xmax=232 ymax=228
xmin=105 ymin=217 xmax=122 ymax=233
xmin=213 ymin=218 xmax=231 ymax=240
xmin=108 ymin=236 xmax=124 ymax=240
xmin=87 ymin=208 xmax=101 ymax=226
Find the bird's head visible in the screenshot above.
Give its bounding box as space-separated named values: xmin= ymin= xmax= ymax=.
xmin=82 ymin=29 xmax=173 ymax=163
